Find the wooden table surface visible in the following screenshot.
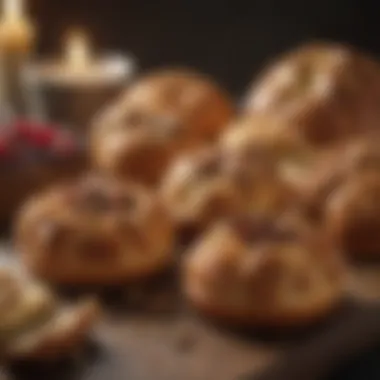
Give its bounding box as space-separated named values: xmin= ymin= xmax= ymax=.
xmin=2 ymin=243 xmax=380 ymax=380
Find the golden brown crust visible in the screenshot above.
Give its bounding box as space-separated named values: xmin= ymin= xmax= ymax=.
xmin=220 ymin=115 xmax=321 ymax=191
xmin=160 ymin=147 xmax=298 ymax=231
xmin=91 ymin=69 xmax=234 ymax=186
xmin=186 ymin=291 xmax=342 ymax=329
xmin=245 ymin=42 xmax=380 ymax=146
xmin=15 ymin=174 xmax=175 ymax=286
xmin=183 ymin=213 xmax=346 ymax=328
xmin=325 ymin=173 xmax=380 ymax=257
xmin=305 ymin=134 xmax=380 ymax=221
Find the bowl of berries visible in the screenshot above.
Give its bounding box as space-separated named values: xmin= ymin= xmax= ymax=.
xmin=0 ymin=119 xmax=87 ymax=221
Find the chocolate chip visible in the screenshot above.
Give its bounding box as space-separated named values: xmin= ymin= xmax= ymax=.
xmin=116 ymin=194 xmax=136 ymax=210
xmin=77 ymin=239 xmax=114 ymax=262
xmin=230 ymin=215 xmax=298 ymax=244
xmin=124 ymin=110 xmax=145 ymax=127
xmin=198 ymin=153 xmax=222 ymax=177
xmin=80 ymin=189 xmax=110 ymax=213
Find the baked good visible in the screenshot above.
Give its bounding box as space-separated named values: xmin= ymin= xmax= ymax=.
xmin=91 ymin=69 xmax=234 ymax=186
xmin=325 ymin=173 xmax=380 ymax=257
xmin=244 ymin=42 xmax=380 ymax=146
xmin=15 ymin=175 xmax=174 ymax=286
xmin=160 ymin=147 xmax=298 ymax=233
xmin=0 ymin=119 xmax=86 ymax=220
xmin=0 ymin=267 xmax=98 ymax=360
xmin=183 ymin=213 xmax=346 ymax=327
xmin=220 ymin=115 xmax=320 ymax=191
xmin=305 ymin=135 xmax=380 ymax=221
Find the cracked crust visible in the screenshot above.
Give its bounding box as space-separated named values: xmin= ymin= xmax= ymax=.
xmin=305 ymin=134 xmax=380 ymax=222
xmin=160 ymin=147 xmax=298 ymax=232
xmin=183 ymin=213 xmax=346 ymax=328
xmin=15 ymin=174 xmax=175 ymax=286
xmin=325 ymin=173 xmax=380 ymax=258
xmin=91 ymin=69 xmax=234 ymax=186
xmin=245 ymin=42 xmax=380 ymax=146
xmin=220 ymin=115 xmax=321 ymax=191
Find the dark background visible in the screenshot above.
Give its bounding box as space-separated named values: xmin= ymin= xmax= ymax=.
xmin=29 ymin=0 xmax=380 ymax=96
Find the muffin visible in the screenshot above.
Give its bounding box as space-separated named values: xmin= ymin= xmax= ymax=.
xmin=244 ymin=42 xmax=380 ymax=146
xmin=160 ymin=147 xmax=298 ymax=234
xmin=15 ymin=175 xmax=174 ymax=286
xmin=183 ymin=213 xmax=346 ymax=328
xmin=92 ymin=69 xmax=234 ymax=186
xmin=0 ymin=267 xmax=98 ymax=360
xmin=305 ymin=135 xmax=380 ymax=221
xmin=220 ymin=115 xmax=320 ymax=191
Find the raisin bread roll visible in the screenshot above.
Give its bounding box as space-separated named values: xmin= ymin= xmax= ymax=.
xmin=15 ymin=175 xmax=174 ymax=286
xmin=92 ymin=69 xmax=234 ymax=186
xmin=160 ymin=147 xmax=298 ymax=234
xmin=245 ymin=43 xmax=380 ymax=146
xmin=183 ymin=213 xmax=346 ymax=328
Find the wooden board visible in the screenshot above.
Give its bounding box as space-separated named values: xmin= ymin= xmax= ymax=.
xmin=2 ymin=243 xmax=380 ymax=380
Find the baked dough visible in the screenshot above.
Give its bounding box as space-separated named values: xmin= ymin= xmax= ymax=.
xmin=91 ymin=69 xmax=234 ymax=186
xmin=245 ymin=43 xmax=380 ymax=146
xmin=0 ymin=268 xmax=98 ymax=360
xmin=15 ymin=175 xmax=174 ymax=285
xmin=183 ymin=213 xmax=346 ymax=327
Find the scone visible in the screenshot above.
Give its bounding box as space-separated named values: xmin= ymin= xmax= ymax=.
xmin=0 ymin=267 xmax=98 ymax=361
xmin=244 ymin=42 xmax=380 ymax=146
xmin=91 ymin=69 xmax=234 ymax=186
xmin=305 ymin=135 xmax=380 ymax=221
xmin=183 ymin=213 xmax=346 ymax=328
xmin=220 ymin=115 xmax=320 ymax=191
xmin=15 ymin=174 xmax=174 ymax=286
xmin=160 ymin=147 xmax=298 ymax=233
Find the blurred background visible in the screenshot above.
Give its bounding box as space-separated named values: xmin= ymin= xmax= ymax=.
xmin=30 ymin=0 xmax=379 ymax=95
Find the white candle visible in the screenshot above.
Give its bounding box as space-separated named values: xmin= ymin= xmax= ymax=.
xmin=0 ymin=0 xmax=37 ymax=121
xmin=0 ymin=0 xmax=35 ymax=54
xmin=65 ymin=29 xmax=90 ymax=72
xmin=24 ymin=29 xmax=136 ymax=128
xmin=28 ymin=29 xmax=135 ymax=88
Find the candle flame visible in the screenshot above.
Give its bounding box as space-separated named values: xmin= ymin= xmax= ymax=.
xmin=66 ymin=29 xmax=90 ymax=70
xmin=3 ymin=0 xmax=23 ymax=20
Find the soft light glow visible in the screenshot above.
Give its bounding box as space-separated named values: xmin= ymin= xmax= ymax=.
xmin=3 ymin=0 xmax=23 ymax=21
xmin=65 ymin=30 xmax=90 ymax=70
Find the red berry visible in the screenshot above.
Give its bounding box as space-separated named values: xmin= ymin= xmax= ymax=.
xmin=32 ymin=127 xmax=56 ymax=147
xmin=0 ymin=134 xmax=11 ymax=157
xmin=13 ymin=119 xmax=60 ymax=147
xmin=14 ymin=119 xmax=33 ymax=139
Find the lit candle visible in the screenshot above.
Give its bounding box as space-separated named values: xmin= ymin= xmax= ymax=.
xmin=65 ymin=29 xmax=90 ymax=72
xmin=0 ymin=0 xmax=37 ymax=121
xmin=0 ymin=0 xmax=35 ymax=54
xmin=26 ymin=29 xmax=136 ymax=130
